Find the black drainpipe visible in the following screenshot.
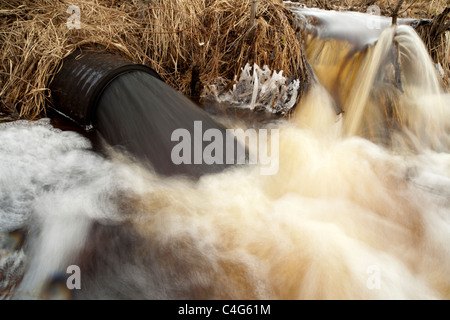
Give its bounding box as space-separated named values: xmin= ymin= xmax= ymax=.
xmin=49 ymin=50 xmax=237 ymax=178
xmin=49 ymin=49 xmax=161 ymax=131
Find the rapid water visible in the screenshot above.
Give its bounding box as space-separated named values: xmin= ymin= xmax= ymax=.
xmin=1 ymin=8 xmax=449 ymax=300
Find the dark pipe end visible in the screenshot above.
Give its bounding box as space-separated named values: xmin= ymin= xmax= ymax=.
xmin=49 ymin=50 xmax=161 ymax=130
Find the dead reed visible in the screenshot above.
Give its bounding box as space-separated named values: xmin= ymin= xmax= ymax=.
xmin=0 ymin=0 xmax=309 ymax=119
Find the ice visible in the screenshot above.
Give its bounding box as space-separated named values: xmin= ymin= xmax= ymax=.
xmin=203 ymin=63 xmax=301 ymax=114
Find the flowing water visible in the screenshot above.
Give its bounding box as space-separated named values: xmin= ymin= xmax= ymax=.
xmin=1 ymin=7 xmax=449 ymax=300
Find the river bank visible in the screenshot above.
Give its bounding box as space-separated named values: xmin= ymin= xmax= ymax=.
xmin=1 ymin=0 xmax=448 ymax=122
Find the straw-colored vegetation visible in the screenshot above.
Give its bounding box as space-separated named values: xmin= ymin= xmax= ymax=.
xmin=0 ymin=0 xmax=447 ymax=120
xmin=0 ymin=0 xmax=308 ymax=119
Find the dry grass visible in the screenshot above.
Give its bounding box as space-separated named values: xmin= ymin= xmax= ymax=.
xmin=1 ymin=0 xmax=447 ymax=120
xmin=0 ymin=0 xmax=309 ymax=119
